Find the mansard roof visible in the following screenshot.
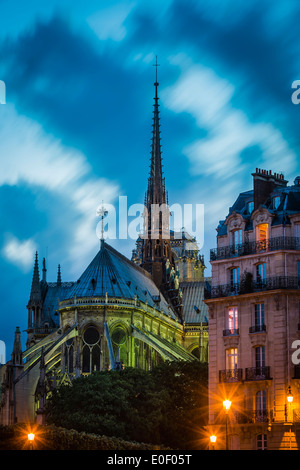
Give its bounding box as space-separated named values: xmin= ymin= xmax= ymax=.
xmin=217 ymin=175 xmax=300 ymax=236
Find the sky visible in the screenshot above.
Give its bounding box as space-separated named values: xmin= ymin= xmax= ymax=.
xmin=1 ymin=0 xmax=300 ymax=358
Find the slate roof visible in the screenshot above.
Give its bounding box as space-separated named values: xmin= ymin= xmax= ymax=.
xmin=61 ymin=241 xmax=177 ymax=319
xmin=217 ymin=176 xmax=300 ymax=236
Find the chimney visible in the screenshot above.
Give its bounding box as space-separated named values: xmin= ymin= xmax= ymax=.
xmin=252 ymin=168 xmax=288 ymax=211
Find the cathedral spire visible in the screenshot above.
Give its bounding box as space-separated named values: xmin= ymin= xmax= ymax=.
xmin=146 ymin=56 xmax=167 ymax=210
xmin=142 ymin=59 xmax=173 ymax=288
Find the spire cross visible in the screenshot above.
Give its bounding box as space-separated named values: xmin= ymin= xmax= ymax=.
xmin=153 ymin=56 xmax=160 ymax=85
xmin=96 ymin=201 xmax=108 ymax=241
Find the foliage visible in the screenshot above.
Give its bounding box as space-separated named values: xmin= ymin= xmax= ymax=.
xmin=46 ymin=361 xmax=208 ymax=449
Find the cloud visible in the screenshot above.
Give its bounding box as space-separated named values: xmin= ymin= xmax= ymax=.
xmin=87 ymin=2 xmax=135 ymax=42
xmin=162 ymin=63 xmax=298 ymax=180
xmin=0 ymin=104 xmax=119 ymax=272
xmin=2 ymin=234 xmax=37 ymax=271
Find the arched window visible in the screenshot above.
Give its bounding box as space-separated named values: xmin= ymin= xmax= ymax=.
xmin=65 ymin=337 xmax=74 ymax=374
xmin=82 ymin=326 xmax=101 ymax=373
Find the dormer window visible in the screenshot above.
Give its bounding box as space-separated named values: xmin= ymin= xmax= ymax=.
xmin=247 ymin=201 xmax=254 ymax=214
xmin=256 ymin=224 xmax=268 ymax=252
xmin=273 ymin=196 xmax=280 ymax=210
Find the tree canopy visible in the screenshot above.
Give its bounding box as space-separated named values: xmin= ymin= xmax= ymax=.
xmin=46 ymin=361 xmax=208 ymax=449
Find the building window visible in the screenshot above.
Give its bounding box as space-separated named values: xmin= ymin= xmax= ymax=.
xmin=256 ymin=224 xmax=269 ymax=251
xmin=228 ymin=307 xmax=238 ymax=334
xmin=230 ymin=267 xmax=240 ymax=293
xmin=256 ymin=263 xmax=266 ymax=286
xmin=255 ymin=390 xmax=267 ymax=422
xmin=256 ymin=434 xmax=267 ymax=450
xmin=226 ymin=347 xmax=238 ymax=372
xmin=82 ymin=326 xmax=101 ymax=373
xmin=297 ymin=262 xmax=300 ymax=288
xmin=255 ymin=303 xmax=265 ymax=331
xmin=273 ymin=196 xmax=280 ymax=210
xmin=256 ymin=346 xmax=265 ymax=369
xmin=247 ymin=201 xmax=254 ymax=214
xmin=231 ymin=229 xmax=242 ymax=255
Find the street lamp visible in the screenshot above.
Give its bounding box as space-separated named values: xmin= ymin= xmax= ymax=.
xmin=223 ymin=399 xmax=231 ymax=450
xmin=28 ymin=432 xmax=35 ymax=450
xmin=210 ymin=434 xmax=217 ymax=450
xmin=287 ymin=386 xmax=293 ymax=404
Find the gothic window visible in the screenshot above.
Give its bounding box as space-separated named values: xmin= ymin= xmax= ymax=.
xmin=82 ymin=326 xmax=101 ymax=373
xmin=65 ymin=337 xmax=74 ymax=374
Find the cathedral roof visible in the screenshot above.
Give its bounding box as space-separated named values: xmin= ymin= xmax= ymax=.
xmin=64 ymin=241 xmax=177 ymax=319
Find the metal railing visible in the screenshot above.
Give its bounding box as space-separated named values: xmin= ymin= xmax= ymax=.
xmin=245 ymin=366 xmax=271 ymax=381
xmin=223 ymin=328 xmax=239 ymax=336
xmin=205 ymin=276 xmax=300 ymax=299
xmin=210 ymin=236 xmax=300 ymax=261
xmin=219 ymin=368 xmax=243 ymax=383
xmin=249 ymin=324 xmax=266 ymax=333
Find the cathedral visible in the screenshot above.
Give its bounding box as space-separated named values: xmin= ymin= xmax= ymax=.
xmin=0 ymin=74 xmax=208 ymax=426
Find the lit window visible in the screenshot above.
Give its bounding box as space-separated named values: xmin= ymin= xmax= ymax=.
xmin=228 ymin=307 xmax=238 ymax=334
xmin=226 ymin=348 xmax=238 ymax=371
xmin=256 ymin=224 xmax=269 ymax=251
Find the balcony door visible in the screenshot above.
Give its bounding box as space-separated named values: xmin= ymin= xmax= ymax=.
xmin=256 ymin=224 xmax=268 ymax=252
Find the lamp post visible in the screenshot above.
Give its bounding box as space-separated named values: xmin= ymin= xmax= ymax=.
xmin=210 ymin=434 xmax=217 ymax=450
xmin=223 ymin=399 xmax=231 ymax=450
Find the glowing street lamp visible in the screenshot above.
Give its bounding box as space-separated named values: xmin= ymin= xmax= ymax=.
xmin=210 ymin=434 xmax=217 ymax=450
xmin=287 ymin=386 xmax=293 ymax=404
xmin=28 ymin=432 xmax=35 ymax=450
xmin=223 ymin=399 xmax=232 ymax=412
xmin=223 ymin=399 xmax=231 ymax=450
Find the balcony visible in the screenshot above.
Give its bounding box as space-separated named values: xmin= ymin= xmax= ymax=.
xmin=205 ymin=276 xmax=300 ymax=299
xmin=245 ymin=366 xmax=271 ymax=381
xmin=223 ymin=328 xmax=239 ymax=336
xmin=210 ymin=236 xmax=300 ymax=261
xmin=249 ymin=324 xmax=266 ymax=333
xmin=219 ymin=368 xmax=243 ymax=383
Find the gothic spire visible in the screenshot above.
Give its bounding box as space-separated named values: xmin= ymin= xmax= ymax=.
xmin=29 ymin=251 xmax=41 ymax=303
xmin=57 ymin=264 xmax=62 ymax=286
xmin=145 ymin=57 xmax=167 ymax=210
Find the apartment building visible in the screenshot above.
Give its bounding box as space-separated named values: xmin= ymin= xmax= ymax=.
xmin=205 ymin=169 xmax=300 ymax=450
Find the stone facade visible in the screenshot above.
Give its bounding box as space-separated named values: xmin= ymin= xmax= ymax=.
xmin=205 ymin=169 xmax=300 ymax=450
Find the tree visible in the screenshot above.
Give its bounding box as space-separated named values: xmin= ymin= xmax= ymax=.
xmin=46 ymin=361 xmax=208 ymax=449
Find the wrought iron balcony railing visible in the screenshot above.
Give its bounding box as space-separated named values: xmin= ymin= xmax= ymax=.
xmin=210 ymin=236 xmax=300 ymax=261
xmin=223 ymin=328 xmax=239 ymax=336
xmin=219 ymin=368 xmax=243 ymax=383
xmin=245 ymin=366 xmax=271 ymax=381
xmin=249 ymin=324 xmax=266 ymax=333
xmin=205 ymin=276 xmax=300 ymax=299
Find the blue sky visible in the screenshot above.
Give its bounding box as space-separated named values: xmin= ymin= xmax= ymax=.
xmin=1 ymin=0 xmax=300 ymax=357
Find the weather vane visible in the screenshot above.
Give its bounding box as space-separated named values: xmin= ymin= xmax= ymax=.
xmin=96 ymin=201 xmax=108 ymax=241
